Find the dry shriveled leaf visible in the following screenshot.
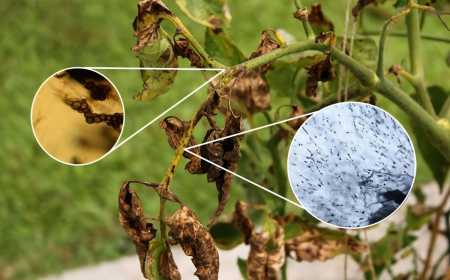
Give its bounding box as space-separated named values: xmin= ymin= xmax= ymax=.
xmin=352 ymin=0 xmax=376 ymax=22
xmin=167 ymin=205 xmax=220 ymax=280
xmin=209 ymin=70 xmax=271 ymax=117
xmin=233 ymin=201 xmax=285 ymax=280
xmin=305 ymin=51 xmax=336 ymax=97
xmin=174 ymin=38 xmax=205 ymax=68
xmin=285 ymin=228 xmax=366 ymax=262
xmin=159 ymin=117 xmax=201 ymax=174
xmin=249 ymin=30 xmax=280 ymax=75
xmin=160 ymin=245 xmax=181 ymax=280
xmin=118 ymin=181 xmax=158 ymax=276
xmin=308 ymin=3 xmax=334 ymax=33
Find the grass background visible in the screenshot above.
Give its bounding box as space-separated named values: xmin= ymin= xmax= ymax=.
xmin=1 ymin=0 xmax=449 ymax=279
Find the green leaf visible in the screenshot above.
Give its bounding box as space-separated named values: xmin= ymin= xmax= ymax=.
xmin=209 ymin=221 xmax=244 ymax=250
xmin=413 ymin=124 xmax=449 ymax=189
xmin=370 ymin=231 xmax=402 ymax=266
xmin=406 ymin=205 xmax=432 ymax=231
xmin=205 ymin=27 xmax=246 ymax=67
xmin=413 ymin=186 xmax=426 ymax=203
xmin=426 ymin=85 xmax=450 ymax=115
xmin=237 ymin=258 xmax=248 ymax=280
xmin=175 ymin=0 xmax=231 ymax=28
xmin=393 ymin=0 xmax=408 ymax=8
xmin=148 ymin=239 xmax=165 ymax=280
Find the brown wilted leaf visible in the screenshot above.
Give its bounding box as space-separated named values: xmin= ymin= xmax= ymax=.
xmin=285 ymin=228 xmax=366 ymax=262
xmin=352 ymin=0 xmax=376 ymax=22
xmin=159 ymin=117 xmax=201 ymax=174
xmin=385 ymin=64 xmax=403 ymax=86
xmin=209 ymin=70 xmax=271 ymax=117
xmin=174 ymin=38 xmax=205 ymax=68
xmin=249 ymin=30 xmax=280 ymax=75
xmin=132 ymin=21 xmax=162 ymax=52
xmin=167 ymin=205 xmax=219 ymax=280
xmin=293 ymin=7 xmax=308 ymax=22
xmin=232 ymin=201 xmax=285 ymax=280
xmin=274 ymin=105 xmax=307 ymax=130
xmin=160 ymin=245 xmax=181 ymax=280
xmin=305 ymin=51 xmax=336 ymax=97
xmin=308 ymin=3 xmax=334 ymax=32
xmin=118 ymin=181 xmax=158 ymax=276
xmin=279 ymin=128 xmax=294 ymax=147
xmin=198 ymin=108 xmax=244 ymax=226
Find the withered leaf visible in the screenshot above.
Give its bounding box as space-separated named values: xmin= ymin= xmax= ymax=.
xmin=293 ymin=7 xmax=308 ymax=22
xmin=285 ymin=228 xmax=366 ymax=262
xmin=167 ymin=205 xmax=219 ymax=280
xmin=174 ymin=38 xmax=205 ymax=68
xmin=132 ymin=21 xmax=162 ymax=52
xmin=352 ymin=0 xmax=376 ymax=22
xmin=160 ymin=117 xmax=201 ymax=174
xmin=305 ymin=51 xmax=336 ymax=97
xmin=160 ymin=245 xmax=181 ymax=280
xmin=209 ymin=70 xmax=271 ymax=117
xmin=118 ymin=181 xmax=158 ymax=276
xmin=385 ymin=64 xmax=403 ymax=86
xmin=233 ymin=201 xmax=285 ymax=280
xmin=249 ymin=30 xmax=280 ymax=75
xmin=308 ymin=3 xmax=334 ymax=33
xmin=198 ymin=109 xmax=244 ymax=227
xmin=274 ymin=105 xmax=307 ymax=131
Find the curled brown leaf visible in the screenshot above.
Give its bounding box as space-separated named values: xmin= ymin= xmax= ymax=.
xmin=167 ymin=205 xmax=219 ymax=280
xmin=173 ymin=38 xmax=205 ymax=68
xmin=308 ymin=3 xmax=334 ymax=32
xmin=305 ymin=51 xmax=336 ymax=97
xmin=209 ymin=70 xmax=271 ymax=117
xmin=160 ymin=245 xmax=181 ymax=280
xmin=385 ymin=64 xmax=403 ymax=86
xmin=249 ymin=29 xmax=280 ymax=75
xmin=159 ymin=117 xmax=201 ymax=174
xmin=118 ymin=181 xmax=158 ymax=276
xmin=352 ymin=0 xmax=376 ymax=22
xmin=293 ymin=7 xmax=308 ymax=22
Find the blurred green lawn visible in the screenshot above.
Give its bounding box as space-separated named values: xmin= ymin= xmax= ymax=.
xmin=1 ymin=0 xmax=449 ymax=279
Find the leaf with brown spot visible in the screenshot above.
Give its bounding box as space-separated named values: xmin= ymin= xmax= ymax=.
xmin=308 ymin=3 xmax=334 ymax=34
xmin=167 ymin=205 xmax=219 ymax=280
xmin=118 ymin=181 xmax=158 ymax=277
xmin=249 ymin=30 xmax=280 ymax=75
xmin=160 ymin=245 xmax=181 ymax=280
xmin=274 ymin=105 xmax=307 ymax=130
xmin=159 ymin=117 xmax=201 ymax=174
xmin=209 ymin=70 xmax=271 ymax=117
xmin=173 ymin=38 xmax=205 ymax=68
xmin=305 ymin=51 xmax=336 ymax=97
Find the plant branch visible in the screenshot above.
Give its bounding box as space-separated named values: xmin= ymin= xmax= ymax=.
xmin=406 ymin=7 xmax=438 ymax=119
xmin=420 ymin=187 xmax=450 ymax=280
xmin=293 ymin=0 xmax=315 ymax=40
xmin=361 ymin=31 xmax=450 ymax=43
xmin=441 ymin=95 xmax=450 ymax=118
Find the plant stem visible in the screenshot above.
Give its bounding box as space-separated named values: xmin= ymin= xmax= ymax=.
xmin=266 ymin=132 xmax=287 ymax=216
xmin=293 ymin=0 xmax=315 ymax=40
xmin=361 ymin=31 xmax=450 ymax=43
xmin=441 ymin=95 xmax=450 ymax=118
xmin=420 ymin=187 xmax=450 ymax=280
xmin=162 ymin=14 xmax=227 ymax=69
xmin=406 ymin=8 xmax=438 ymax=119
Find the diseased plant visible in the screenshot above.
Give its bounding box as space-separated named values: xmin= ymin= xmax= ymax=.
xmin=119 ymin=0 xmax=450 ymax=279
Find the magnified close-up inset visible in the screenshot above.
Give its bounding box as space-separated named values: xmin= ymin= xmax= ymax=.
xmin=32 ymin=68 xmax=124 ymax=165
xmin=288 ymin=102 xmax=416 ymax=228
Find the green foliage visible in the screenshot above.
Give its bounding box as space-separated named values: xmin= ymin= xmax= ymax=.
xmin=175 ymin=0 xmax=231 ymax=28
xmin=204 ymin=27 xmax=247 ymax=67
xmin=237 ymin=258 xmax=248 ymax=280
xmin=209 ymin=221 xmax=244 ymax=250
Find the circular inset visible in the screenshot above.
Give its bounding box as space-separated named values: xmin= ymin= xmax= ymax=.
xmin=31 ymin=68 xmax=124 ymax=165
xmin=287 ymin=102 xmax=416 ymax=228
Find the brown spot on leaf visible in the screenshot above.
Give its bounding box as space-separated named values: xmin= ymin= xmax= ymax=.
xmin=160 ymin=245 xmax=181 ymax=280
xmin=305 ymin=51 xmax=336 ymax=97
xmin=118 ymin=181 xmax=157 ymax=276
xmin=132 ymin=21 xmax=162 ymax=52
xmin=249 ymin=29 xmax=280 ymax=75
xmin=309 ymin=3 xmax=334 ymax=32
xmin=174 ymin=38 xmax=205 ymax=68
xmin=167 ymin=205 xmax=219 ymax=280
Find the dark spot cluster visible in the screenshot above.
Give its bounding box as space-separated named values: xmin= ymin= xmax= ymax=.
xmin=69 ymin=99 xmax=123 ymax=132
xmin=85 ymin=82 xmax=112 ymax=101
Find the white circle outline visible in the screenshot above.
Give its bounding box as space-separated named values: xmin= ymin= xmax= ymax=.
xmin=30 ymin=67 xmax=126 ymax=166
xmin=286 ymin=101 xmax=417 ymax=229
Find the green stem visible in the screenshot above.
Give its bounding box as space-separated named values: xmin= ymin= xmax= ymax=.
xmin=266 ymin=133 xmax=287 ymax=216
xmin=406 ymin=8 xmax=438 ymax=118
xmin=440 ymin=95 xmax=450 ymax=118
xmin=293 ymin=0 xmax=315 ymax=40
xmin=361 ymin=31 xmax=450 ymax=43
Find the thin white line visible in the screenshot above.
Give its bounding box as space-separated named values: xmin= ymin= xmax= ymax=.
xmin=84 ymin=67 xmax=225 ymax=71
xmin=186 ymin=112 xmax=315 ymax=150
xmin=111 ymin=69 xmax=225 ymax=150
xmin=184 ymin=149 xmax=304 ymax=209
